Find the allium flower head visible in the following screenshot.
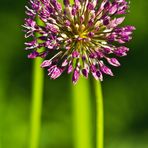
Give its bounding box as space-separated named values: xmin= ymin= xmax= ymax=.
xmin=23 ymin=0 xmax=135 ymax=84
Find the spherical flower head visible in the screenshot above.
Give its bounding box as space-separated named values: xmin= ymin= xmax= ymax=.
xmin=23 ymin=0 xmax=135 ymax=84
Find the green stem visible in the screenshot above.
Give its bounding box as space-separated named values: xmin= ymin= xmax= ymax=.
xmin=29 ymin=58 xmax=44 ymax=148
xmin=94 ymin=80 xmax=104 ymax=148
xmin=72 ymin=77 xmax=92 ymax=148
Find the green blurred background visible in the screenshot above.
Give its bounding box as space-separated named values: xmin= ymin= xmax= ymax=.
xmin=0 ymin=0 xmax=148 ymax=148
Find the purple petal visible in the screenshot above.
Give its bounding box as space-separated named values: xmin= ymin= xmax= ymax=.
xmin=100 ymin=62 xmax=114 ymax=76
xmin=28 ymin=51 xmax=39 ymax=59
xmin=72 ymin=69 xmax=80 ymax=84
xmin=41 ymin=60 xmax=52 ymax=68
xmin=107 ymin=58 xmax=121 ymax=67
xmin=82 ymin=69 xmax=89 ymax=78
xmin=68 ymin=64 xmax=73 ymax=74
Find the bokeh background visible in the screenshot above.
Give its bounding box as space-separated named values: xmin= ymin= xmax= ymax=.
xmin=0 ymin=0 xmax=148 ymax=148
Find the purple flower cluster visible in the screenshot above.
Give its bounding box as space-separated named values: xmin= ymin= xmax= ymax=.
xmin=23 ymin=0 xmax=135 ymax=84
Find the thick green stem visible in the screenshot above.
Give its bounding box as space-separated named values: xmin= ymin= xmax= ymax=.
xmin=72 ymin=77 xmax=92 ymax=148
xmin=29 ymin=58 xmax=44 ymax=148
xmin=94 ymin=80 xmax=104 ymax=148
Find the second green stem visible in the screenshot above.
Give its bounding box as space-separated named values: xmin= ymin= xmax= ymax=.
xmin=29 ymin=58 xmax=44 ymax=148
xmin=94 ymin=80 xmax=104 ymax=148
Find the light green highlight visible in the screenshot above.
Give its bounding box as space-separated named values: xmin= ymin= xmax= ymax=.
xmin=71 ymin=77 xmax=92 ymax=148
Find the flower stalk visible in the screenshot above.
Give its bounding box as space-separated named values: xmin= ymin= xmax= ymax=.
xmin=29 ymin=57 xmax=44 ymax=148
xmin=72 ymin=77 xmax=92 ymax=148
xmin=94 ymin=80 xmax=104 ymax=148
